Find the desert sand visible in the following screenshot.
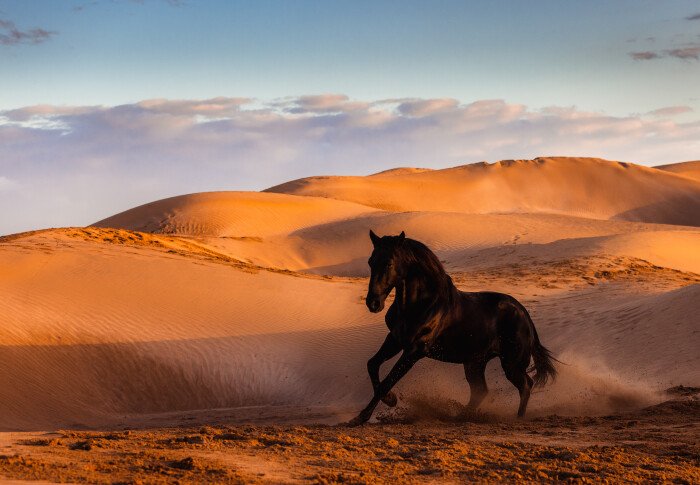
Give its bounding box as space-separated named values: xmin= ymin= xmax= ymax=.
xmin=0 ymin=157 xmax=698 ymax=483
xmin=656 ymin=160 xmax=700 ymax=182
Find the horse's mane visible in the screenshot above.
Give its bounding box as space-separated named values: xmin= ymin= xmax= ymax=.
xmin=399 ymin=238 xmax=454 ymax=295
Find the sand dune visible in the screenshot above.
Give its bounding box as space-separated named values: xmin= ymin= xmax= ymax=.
xmin=93 ymin=191 xmax=377 ymax=237
xmin=0 ymin=228 xmax=382 ymax=429
xmin=92 ymin=193 xmax=699 ymax=276
xmin=277 ymin=212 xmax=700 ymax=276
xmin=1 ymin=226 xmax=697 ymax=430
xmin=655 ymin=160 xmax=700 ymax=182
xmin=267 ymin=157 xmax=700 ymax=226
xmin=1 ymin=157 xmax=698 ymax=434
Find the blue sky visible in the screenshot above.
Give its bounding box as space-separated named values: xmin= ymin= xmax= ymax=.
xmin=2 ymin=0 xmax=700 ymax=114
xmin=1 ymin=0 xmax=700 ymax=234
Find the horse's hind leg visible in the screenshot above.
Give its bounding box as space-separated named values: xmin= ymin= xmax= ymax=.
xmin=463 ymin=360 xmax=488 ymax=411
xmin=367 ymin=333 xmax=401 ymax=407
xmin=501 ymin=358 xmax=533 ymax=418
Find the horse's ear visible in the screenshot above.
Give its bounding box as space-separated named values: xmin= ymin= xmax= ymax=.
xmin=369 ymin=230 xmax=381 ymax=247
xmin=398 ymin=231 xmax=405 ymax=242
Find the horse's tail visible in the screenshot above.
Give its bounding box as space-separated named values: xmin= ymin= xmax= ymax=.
xmin=527 ymin=316 xmax=558 ymax=387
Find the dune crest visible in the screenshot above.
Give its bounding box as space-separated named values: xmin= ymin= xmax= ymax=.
xmin=93 ymin=191 xmax=378 ymax=237
xmin=655 ymin=160 xmax=700 ymax=182
xmin=266 ymin=157 xmax=700 ymax=226
xmin=369 ymin=167 xmax=434 ymax=176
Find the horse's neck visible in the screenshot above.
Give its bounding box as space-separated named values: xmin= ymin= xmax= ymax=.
xmin=399 ymin=265 xmax=451 ymax=311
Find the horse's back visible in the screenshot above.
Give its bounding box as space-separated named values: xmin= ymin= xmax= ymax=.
xmin=457 ymin=290 xmax=535 ymax=350
xmin=458 ymin=290 xmax=528 ymax=318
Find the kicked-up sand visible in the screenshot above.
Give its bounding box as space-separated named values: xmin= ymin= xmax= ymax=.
xmin=0 ymin=157 xmax=698 ymax=482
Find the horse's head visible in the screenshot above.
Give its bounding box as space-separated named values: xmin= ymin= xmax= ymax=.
xmin=366 ymin=230 xmax=406 ymax=313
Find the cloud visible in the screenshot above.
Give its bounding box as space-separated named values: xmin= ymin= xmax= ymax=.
xmin=398 ymin=98 xmax=459 ymax=116
xmin=629 ymin=51 xmax=660 ymax=61
xmin=665 ymin=46 xmax=700 ymax=60
xmin=0 ymin=19 xmax=56 ymax=46
xmin=135 ymin=97 xmax=251 ymax=117
xmin=281 ymin=94 xmax=370 ymax=114
xmin=1 ymin=95 xmax=699 ymax=234
xmin=629 ymin=43 xmax=700 ymax=62
xmin=296 ymin=94 xmax=348 ymax=110
xmin=686 ymin=12 xmax=700 ymax=21
xmin=647 ymin=106 xmax=693 ymax=117
xmin=2 ymin=104 xmax=98 ymax=122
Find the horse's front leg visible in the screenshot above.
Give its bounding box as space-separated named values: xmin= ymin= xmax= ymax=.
xmin=348 ymin=352 xmax=421 ymax=426
xmin=367 ymin=333 xmax=401 ymax=407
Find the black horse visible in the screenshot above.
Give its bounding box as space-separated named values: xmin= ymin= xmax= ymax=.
xmin=348 ymin=230 xmax=557 ymax=426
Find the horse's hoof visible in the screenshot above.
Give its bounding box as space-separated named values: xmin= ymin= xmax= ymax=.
xmin=382 ymin=391 xmax=398 ymax=407
xmin=344 ymin=415 xmax=368 ymax=427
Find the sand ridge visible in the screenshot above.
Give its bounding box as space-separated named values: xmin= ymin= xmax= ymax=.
xmin=93 ymin=191 xmax=380 ymax=237
xmin=655 ymin=160 xmax=700 ymax=182
xmin=266 ymin=157 xmax=700 ymax=226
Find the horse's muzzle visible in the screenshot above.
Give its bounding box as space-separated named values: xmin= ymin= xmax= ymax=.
xmin=366 ymin=296 xmax=385 ymax=313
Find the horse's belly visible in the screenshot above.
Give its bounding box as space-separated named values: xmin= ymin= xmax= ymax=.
xmin=425 ymin=338 xmax=474 ymax=363
xmin=425 ymin=326 xmax=495 ymax=363
xmin=426 ymin=352 xmax=465 ymax=364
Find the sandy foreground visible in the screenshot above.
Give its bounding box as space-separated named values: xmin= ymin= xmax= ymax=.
xmin=0 ymin=157 xmax=699 ymax=483
xmin=0 ymin=393 xmax=698 ymax=484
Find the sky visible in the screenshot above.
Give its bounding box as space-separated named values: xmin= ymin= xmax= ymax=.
xmin=1 ymin=0 xmax=699 ymax=234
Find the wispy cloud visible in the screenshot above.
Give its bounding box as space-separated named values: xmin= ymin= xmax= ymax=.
xmin=280 ymin=94 xmax=370 ymax=114
xmin=629 ymin=51 xmax=660 ymax=61
xmin=629 ymin=43 xmax=700 ymax=62
xmin=686 ymin=12 xmax=700 ymax=21
xmin=135 ymin=97 xmax=250 ymax=116
xmin=0 ymin=19 xmax=56 ymax=46
xmin=646 ymin=106 xmax=693 ymax=117
xmin=666 ymin=46 xmax=700 ymax=60
xmin=1 ymin=95 xmax=699 ymax=234
xmin=397 ymin=98 xmax=460 ymax=116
